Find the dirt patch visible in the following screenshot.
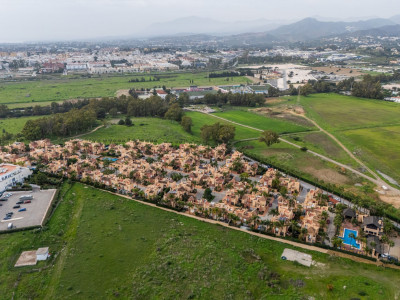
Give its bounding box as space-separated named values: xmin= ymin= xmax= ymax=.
xmin=311 ymin=66 xmax=363 ymax=76
xmin=252 ymin=107 xmax=314 ymax=127
xmin=266 ymin=98 xmax=287 ymax=105
xmin=303 ymin=166 xmax=350 ymax=185
xmin=379 ymin=193 xmax=400 ymax=209
xmin=115 ymin=89 xmax=130 ymax=97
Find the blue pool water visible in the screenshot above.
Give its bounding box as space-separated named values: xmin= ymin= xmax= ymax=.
xmin=102 ymin=157 xmax=118 ymax=162
xmin=341 ymin=228 xmax=361 ymax=249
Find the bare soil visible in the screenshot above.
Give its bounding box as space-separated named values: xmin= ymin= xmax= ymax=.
xmin=303 ymin=166 xmax=350 ymax=185
xmin=311 ymin=66 xmax=363 ymax=76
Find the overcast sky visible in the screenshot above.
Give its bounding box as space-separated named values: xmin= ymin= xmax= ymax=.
xmin=1 ymin=0 xmax=399 ymax=42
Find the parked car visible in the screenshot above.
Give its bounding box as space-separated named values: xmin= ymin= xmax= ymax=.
xmin=3 ymin=216 xmax=11 ymax=220
xmin=18 ymin=208 xmax=26 ymax=212
xmin=24 ymin=200 xmax=31 ymax=204
xmin=16 ymin=201 xmax=24 ymax=205
xmin=13 ymin=205 xmax=20 ymax=209
xmin=0 ymin=198 xmax=8 ymax=201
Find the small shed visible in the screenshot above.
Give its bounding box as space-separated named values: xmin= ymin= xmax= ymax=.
xmin=36 ymin=247 xmax=49 ymax=261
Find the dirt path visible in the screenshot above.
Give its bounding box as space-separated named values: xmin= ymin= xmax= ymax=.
xmin=295 ymin=101 xmax=380 ymax=180
xmin=70 ymin=124 xmax=104 ymax=139
xmin=99 ymin=187 xmax=399 ymax=270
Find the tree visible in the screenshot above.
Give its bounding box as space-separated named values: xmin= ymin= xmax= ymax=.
xmin=332 ymin=237 xmax=343 ymax=249
xmin=203 ymin=188 xmax=214 ymax=202
xmin=240 ymin=172 xmax=249 ymax=181
xmin=181 ymin=116 xmax=193 ymax=133
xmin=118 ymin=119 xmax=125 ymax=125
xmin=259 ymin=130 xmax=280 ymax=147
xmin=299 ymin=83 xmax=313 ymax=96
xmin=349 ymin=232 xmax=356 ymax=249
xmin=109 ymin=107 xmax=118 ymax=117
xmin=125 ymin=117 xmax=133 ymax=126
xmin=200 ymin=122 xmax=235 ymax=144
xmin=165 ymin=103 xmax=183 ymax=122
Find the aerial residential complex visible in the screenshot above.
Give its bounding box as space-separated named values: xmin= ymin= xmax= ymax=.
xmin=0 ymin=139 xmax=394 ymax=260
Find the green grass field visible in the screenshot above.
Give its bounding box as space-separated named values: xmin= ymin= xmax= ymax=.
xmin=340 ymin=125 xmax=400 ymax=183
xmin=185 ymin=111 xmax=261 ymax=141
xmin=1 ymin=183 xmax=399 ymax=299
xmin=81 ymin=117 xmax=200 ymax=144
xmin=81 ymin=112 xmax=261 ymax=145
xmin=0 ymin=116 xmax=41 ymax=135
xmin=236 ymin=139 xmax=366 ymax=188
xmin=0 ymin=72 xmax=251 ymax=106
xmin=295 ymin=93 xmax=400 ymax=183
xmin=285 ymin=132 xmax=360 ymax=168
xmin=298 ymin=93 xmax=400 ymax=131
xmin=213 ymin=109 xmax=312 ymax=134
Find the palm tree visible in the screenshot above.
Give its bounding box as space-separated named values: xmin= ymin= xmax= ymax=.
xmin=318 ymin=219 xmax=327 ymax=230
xmin=298 ymin=227 xmax=307 ymax=241
xmin=388 ymin=240 xmax=395 ymax=256
xmin=348 ymin=232 xmax=356 ymax=249
xmin=264 ymin=220 xmax=273 ymax=232
xmin=289 ymin=220 xmax=298 ymax=236
xmin=269 ymin=208 xmax=279 ymax=217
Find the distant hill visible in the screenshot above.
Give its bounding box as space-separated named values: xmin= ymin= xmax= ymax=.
xmin=140 ymin=16 xmax=285 ymax=37
xmin=390 ymin=15 xmax=400 ymax=24
xmin=340 ymin=24 xmax=400 ymax=38
xmin=138 ymin=16 xmax=398 ymax=46
xmin=266 ymin=17 xmax=395 ymax=41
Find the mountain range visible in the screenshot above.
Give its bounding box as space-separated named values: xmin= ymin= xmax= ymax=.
xmin=137 ymin=15 xmax=400 ymax=45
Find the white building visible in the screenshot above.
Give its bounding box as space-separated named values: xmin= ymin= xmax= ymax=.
xmin=0 ymin=164 xmax=32 ymax=193
xmin=36 ymin=247 xmax=50 ymax=261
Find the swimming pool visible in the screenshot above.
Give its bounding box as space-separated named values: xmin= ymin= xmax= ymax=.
xmin=341 ymin=228 xmax=361 ymax=249
xmin=102 ymin=157 xmax=118 ymax=162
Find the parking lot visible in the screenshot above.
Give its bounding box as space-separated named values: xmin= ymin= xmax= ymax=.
xmin=0 ymin=189 xmax=57 ymax=231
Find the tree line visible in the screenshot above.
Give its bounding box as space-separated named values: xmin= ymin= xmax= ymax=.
xmin=194 ymin=91 xmax=265 ymax=107
xmin=0 ymin=100 xmax=90 ymax=119
xmin=22 ymin=108 xmax=97 ymax=140
xmin=208 ymin=71 xmax=244 ymax=78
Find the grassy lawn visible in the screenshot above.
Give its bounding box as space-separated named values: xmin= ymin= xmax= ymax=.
xmin=2 ymin=183 xmax=399 ymax=299
xmin=0 ymin=72 xmax=251 ymax=105
xmin=213 ymin=109 xmax=312 ymax=134
xmin=81 ymin=117 xmax=200 ymax=145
